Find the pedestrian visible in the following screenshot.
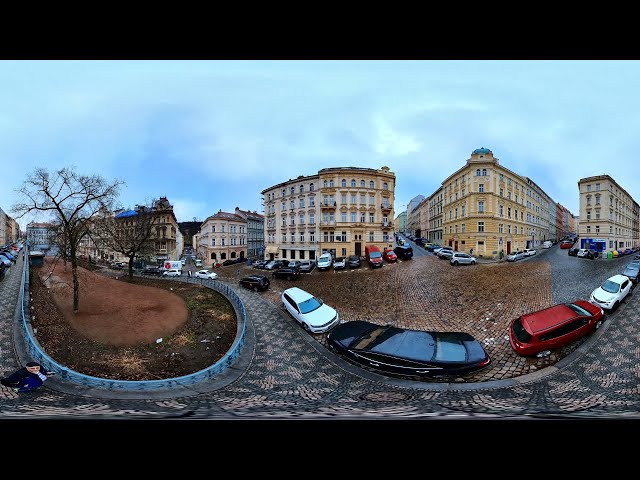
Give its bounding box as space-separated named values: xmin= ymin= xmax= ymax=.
xmin=470 ymin=248 xmax=473 ymax=256
xmin=187 ymin=270 xmax=192 ymax=277
xmin=1 ymin=362 xmax=56 ymax=393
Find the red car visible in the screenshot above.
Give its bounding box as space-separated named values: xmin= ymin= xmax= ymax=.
xmin=560 ymin=241 xmax=573 ymax=249
xmin=383 ymin=248 xmax=397 ymax=263
xmin=509 ymin=300 xmax=605 ymax=358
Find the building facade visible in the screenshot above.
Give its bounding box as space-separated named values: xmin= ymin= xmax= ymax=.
xmin=261 ymin=166 xmax=396 ymax=261
xmin=234 ymin=207 xmax=265 ymax=258
xmin=427 ymin=186 xmax=443 ymax=243
xmin=195 ymin=210 xmax=248 ymax=265
xmin=405 ymin=194 xmax=425 ymax=237
xmin=577 ymin=175 xmax=640 ymax=253
xmin=26 ymin=222 xmax=56 ymax=251
xmin=394 ymin=210 xmax=407 ymax=234
xmin=439 ymin=148 xmax=555 ymax=258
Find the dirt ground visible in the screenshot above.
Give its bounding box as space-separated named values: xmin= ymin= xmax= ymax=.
xmin=30 ymin=258 xmax=236 ymax=381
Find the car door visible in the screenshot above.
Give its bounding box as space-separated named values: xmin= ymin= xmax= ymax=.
xmin=621 ymin=279 xmax=631 ymax=299
xmin=282 ymin=293 xmax=301 ymax=324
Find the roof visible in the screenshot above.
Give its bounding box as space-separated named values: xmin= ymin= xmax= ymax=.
xmin=521 ymin=303 xmax=577 ymax=334
xmin=115 ymin=210 xmax=138 ymax=218
xmin=283 ymin=287 xmax=313 ymax=303
xmin=472 ymin=147 xmax=492 ymax=155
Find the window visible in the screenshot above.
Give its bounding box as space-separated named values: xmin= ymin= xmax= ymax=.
xmin=370 ymin=180 xmax=374 ymax=189
xmin=310 ymin=183 xmax=314 ymax=191
xmin=498 ymin=223 xmax=503 ymax=233
xmin=341 ymin=212 xmax=347 ymax=222
xmin=351 ymin=194 xmax=356 ymax=204
xmin=482 ymin=168 xmax=487 ymax=176
xmin=310 ymin=232 xmax=315 ymax=242
xmin=351 ymin=179 xmax=356 ymax=187
xmin=310 ymin=213 xmax=315 ymax=224
xmin=587 ymin=226 xmax=591 ymax=233
xmin=323 ymin=180 xmax=328 ymax=188
xmin=221 ymin=238 xmax=225 ymax=246
xmin=508 ymin=225 xmax=511 ymax=234
xmin=596 ymin=225 xmax=600 ymax=233
xmin=221 ymin=225 xmax=225 ymax=233
xmin=499 ymin=173 xmax=504 ymax=181
xmin=351 ymin=212 xmax=356 ymax=222
xmin=478 ymin=222 xmax=484 ymax=232
xmin=383 ymin=183 xmax=388 ymax=190
xmin=300 ymin=185 xmax=304 ymax=193
xmin=479 ymin=184 xmax=484 ymax=193
xmin=369 ymin=195 xmax=375 ymax=205
xmin=299 ymin=198 xmax=305 ymax=208
xmin=500 ymin=188 xmax=504 ymax=197
xmin=291 ymin=186 xmax=295 ymax=195
xmin=360 ymin=180 xmax=364 ymax=187
xmin=461 ymin=205 xmax=466 ymax=216
xmin=462 ymin=223 xmax=466 ymax=233
xmin=341 ymin=179 xmax=347 ymax=187
xmin=282 ymin=189 xmax=286 ymax=197
xmin=478 ymin=201 xmax=484 ymax=213
xmin=329 ymin=180 xmax=334 ymax=187
xmin=595 ymin=183 xmax=600 ymax=191
xmin=587 ymin=184 xmax=591 ymax=192
xmin=341 ymin=194 xmax=347 ymax=205
xmin=211 ymin=238 xmax=216 ymax=246
xmin=360 ymin=194 xmax=366 ymax=204
xmin=476 ymin=169 xmax=481 ymax=176
xmin=369 ymin=231 xmax=374 ymax=241
xmin=369 ymin=213 xmax=375 ymax=223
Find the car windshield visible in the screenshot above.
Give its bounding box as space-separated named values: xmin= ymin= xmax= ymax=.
xmin=566 ymin=303 xmax=592 ymax=316
xmin=298 ymin=297 xmax=323 ymax=314
xmin=600 ymin=280 xmax=620 ymax=294
xmin=353 ymin=326 xmax=436 ymax=363
xmin=369 ymin=252 xmax=382 ymax=259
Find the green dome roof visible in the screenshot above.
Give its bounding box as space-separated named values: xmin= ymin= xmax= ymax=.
xmin=472 ymin=147 xmax=492 ymax=154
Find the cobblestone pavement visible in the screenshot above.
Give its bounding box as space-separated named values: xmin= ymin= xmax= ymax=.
xmin=1 ymin=245 xmax=639 ymax=419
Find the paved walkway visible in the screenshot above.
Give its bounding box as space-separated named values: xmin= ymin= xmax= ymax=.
xmin=1 ymin=251 xmax=639 ymax=419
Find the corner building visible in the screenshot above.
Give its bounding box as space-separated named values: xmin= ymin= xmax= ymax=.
xmin=262 ymin=166 xmax=395 ymax=261
xmin=440 ymin=148 xmax=552 ymax=259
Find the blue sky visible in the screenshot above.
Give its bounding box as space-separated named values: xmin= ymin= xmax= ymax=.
xmin=3 ymin=60 xmax=640 ymax=229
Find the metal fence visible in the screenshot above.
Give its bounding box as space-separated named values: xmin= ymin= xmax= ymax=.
xmin=19 ymin=253 xmax=247 ymax=392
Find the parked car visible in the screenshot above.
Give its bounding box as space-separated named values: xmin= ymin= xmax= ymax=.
xmin=590 ymin=274 xmax=632 ymax=311
xmin=0 ymin=263 xmax=5 ymax=281
xmin=560 ymin=241 xmax=574 ymax=249
xmin=221 ymin=259 xmax=237 ymax=266
xmin=450 ymin=252 xmax=477 ymax=266
xmin=509 ymin=300 xmax=605 ymax=358
xmin=272 ymin=267 xmax=300 ymax=280
xmin=382 ymin=248 xmax=397 ymax=263
xmin=568 ymin=247 xmax=579 ymax=256
xmin=365 ymin=245 xmax=383 ymax=268
xmin=298 ymin=260 xmax=316 ymax=273
xmin=523 ymin=248 xmax=537 ymax=257
xmin=327 ymin=320 xmax=491 ymax=377
xmin=317 ymin=253 xmax=333 ymax=271
xmin=347 ymin=255 xmax=361 ymax=268
xmin=281 ymin=287 xmax=340 ymax=333
xmin=506 ymin=251 xmax=526 ymax=262
xmin=287 ymin=260 xmax=302 ymax=269
xmin=624 ymin=248 xmax=634 ymax=256
xmin=0 ymin=254 xmax=14 ymax=267
xmin=264 ymin=260 xmax=285 ymax=271
xmin=543 ymin=240 xmax=553 ymax=248
xmin=143 ymin=266 xmax=162 ymax=275
xmin=252 ymin=260 xmax=268 ymax=269
xmin=162 ymin=268 xmax=182 ymax=277
xmin=194 ymin=269 xmax=218 ymax=280
xmin=239 ymin=275 xmax=270 ymax=291
xmin=436 ymin=247 xmax=454 ymax=260
xmin=621 ymin=262 xmax=640 ymax=285
xmin=425 ymin=243 xmax=441 ymax=252
xmin=333 ymin=257 xmax=347 ymax=270
xmin=393 ymin=244 xmax=413 ymax=260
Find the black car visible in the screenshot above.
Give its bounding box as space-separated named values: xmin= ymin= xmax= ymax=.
xmin=622 ymin=263 xmax=640 ymax=285
xmin=327 ymin=320 xmax=491 ymax=378
xmin=393 ymin=244 xmax=413 ymax=260
xmin=222 ymin=259 xmax=236 ymax=266
xmin=271 ymin=267 xmax=300 ymax=280
xmin=239 ymin=275 xmax=270 ymax=291
xmin=347 ymin=255 xmax=361 ymax=268
xmin=142 ymin=266 xmax=162 ymax=275
xmin=568 ymin=247 xmax=579 ymax=256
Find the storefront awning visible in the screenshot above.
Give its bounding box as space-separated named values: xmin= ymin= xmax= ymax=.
xmin=265 ymin=246 xmax=278 ymax=254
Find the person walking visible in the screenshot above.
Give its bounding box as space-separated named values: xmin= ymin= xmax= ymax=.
xmin=1 ymin=362 xmax=55 ymax=393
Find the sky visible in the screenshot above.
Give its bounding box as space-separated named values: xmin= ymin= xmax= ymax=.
xmin=2 ymin=60 xmax=640 ymax=230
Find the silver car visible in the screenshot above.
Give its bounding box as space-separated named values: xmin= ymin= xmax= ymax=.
xmin=506 ymin=251 xmax=526 ymax=262
xmin=450 ymin=252 xmax=477 ymax=266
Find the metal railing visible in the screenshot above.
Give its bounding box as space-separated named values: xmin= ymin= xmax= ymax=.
xmin=20 ymin=253 xmax=247 ymax=392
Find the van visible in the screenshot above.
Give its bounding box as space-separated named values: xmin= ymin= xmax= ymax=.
xmin=163 ymin=260 xmax=183 ymax=272
xmin=543 ymin=241 xmax=553 ymax=249
xmin=317 ymin=252 xmax=333 ymax=271
xmin=194 ymin=259 xmax=203 ymax=267
xmin=365 ymin=245 xmax=383 ymax=268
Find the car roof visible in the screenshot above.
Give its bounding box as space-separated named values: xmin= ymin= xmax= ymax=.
xmin=283 ymin=287 xmax=314 ymax=303
xmin=520 ymin=303 xmax=584 ymax=333
xmin=606 ymin=274 xmax=629 ymax=284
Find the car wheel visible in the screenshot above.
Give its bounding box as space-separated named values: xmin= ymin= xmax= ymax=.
xmin=613 ymin=301 xmax=619 ymax=311
xmin=471 ymin=260 xmax=476 ymax=265
xmin=303 ymin=323 xmax=311 ymax=332
xmin=595 ymin=319 xmax=603 ymax=329
xmin=453 ymin=261 xmax=458 ymax=266
xmin=535 ymin=350 xmax=551 ymax=358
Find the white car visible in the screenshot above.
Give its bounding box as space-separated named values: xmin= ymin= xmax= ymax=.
xmin=162 ymin=268 xmax=182 ymax=277
xmin=590 ymin=274 xmax=632 ymax=311
xmin=576 ymin=249 xmax=590 ymax=258
xmin=194 ymin=269 xmax=218 ymax=280
xmin=317 ymin=253 xmax=333 ymax=271
xmin=523 ymin=248 xmax=537 ymax=256
xmin=281 ymin=287 xmax=340 ymax=333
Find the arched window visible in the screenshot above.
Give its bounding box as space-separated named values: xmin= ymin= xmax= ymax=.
xmin=476 ymin=169 xmax=481 ymax=176
xmin=351 ymin=179 xmax=356 ymax=187
xmin=211 ymin=253 xmax=216 ymax=260
xmin=482 ymin=168 xmax=487 ymax=176
xmin=310 ymin=183 xmax=314 ymax=191
xmin=369 ymin=180 xmax=374 ymax=189
xmin=360 ymin=180 xmax=365 ymax=187
xmin=221 ymin=253 xmax=227 ymax=260
xmin=323 ymin=180 xmax=328 ymax=188
xmin=383 ymin=182 xmax=388 ymax=190
xmin=231 ymin=251 xmax=236 ymax=258
xmin=341 ymin=179 xmax=347 ymax=187
xmin=329 ymin=179 xmax=334 ymax=187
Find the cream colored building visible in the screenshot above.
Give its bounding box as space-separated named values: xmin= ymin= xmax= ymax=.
xmin=415 ymin=196 xmax=430 ymax=240
xmin=577 ymin=175 xmax=639 ymax=253
xmin=195 ymin=210 xmax=249 ymax=265
xmin=440 ymin=147 xmax=553 ymax=258
xmin=427 ymin=186 xmax=443 ymax=244
xmin=394 ymin=210 xmax=407 ymax=234
xmin=261 ymin=166 xmax=396 ymax=261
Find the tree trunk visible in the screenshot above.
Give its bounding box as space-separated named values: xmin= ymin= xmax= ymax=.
xmin=128 ymin=255 xmax=134 ymax=279
xmin=71 ymin=252 xmax=80 ymax=313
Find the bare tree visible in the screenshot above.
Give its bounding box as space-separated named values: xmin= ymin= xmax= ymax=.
xmin=12 ymin=167 xmax=123 ymax=313
xmin=90 ymin=202 xmax=158 ymax=279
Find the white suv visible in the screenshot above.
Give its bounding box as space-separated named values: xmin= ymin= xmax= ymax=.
xmin=317 ymin=253 xmax=333 ymax=271
xmin=162 ymin=268 xmax=182 ymax=277
xmin=590 ymin=274 xmax=632 ymax=311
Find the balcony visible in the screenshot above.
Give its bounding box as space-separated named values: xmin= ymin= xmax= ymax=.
xmin=288 ymin=224 xmax=297 ymax=231
xmin=320 ymin=220 xmax=336 ymax=227
xmin=381 ymin=222 xmax=390 ymax=228
xmin=320 ymin=202 xmax=337 ymax=209
xmin=306 ymin=223 xmax=317 ymax=230
xmin=381 ymin=204 xmax=392 ymax=211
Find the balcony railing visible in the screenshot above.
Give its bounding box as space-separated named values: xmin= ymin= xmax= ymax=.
xmin=381 ymin=204 xmax=391 ymax=210
xmin=381 ymin=222 xmax=389 ymax=227
xmin=320 ymin=220 xmax=336 ymax=226
xmin=320 ymin=202 xmax=337 ymax=208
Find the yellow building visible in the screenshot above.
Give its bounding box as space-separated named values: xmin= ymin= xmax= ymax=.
xmin=427 ymin=186 xmax=443 ymax=244
xmin=261 ymin=166 xmax=396 ymax=261
xmin=196 ymin=210 xmax=249 ymax=265
xmin=440 ymin=148 xmax=552 ymax=258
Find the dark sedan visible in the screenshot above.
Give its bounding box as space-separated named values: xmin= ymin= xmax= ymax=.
xmin=347 ymin=255 xmax=361 ymax=268
xmin=327 ymin=320 xmax=491 ymax=378
xmin=239 ymin=275 xmax=270 ymax=291
xmin=271 ymin=267 xmax=300 ymax=280
xmin=393 ymin=245 xmax=413 ymax=260
xmin=622 ymin=262 xmax=640 ymax=285
xmin=568 ymin=247 xmax=579 ymax=256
